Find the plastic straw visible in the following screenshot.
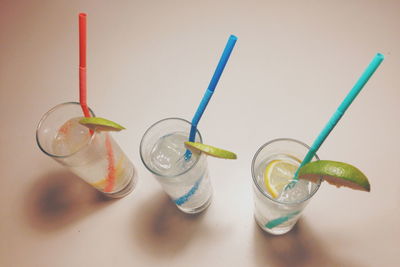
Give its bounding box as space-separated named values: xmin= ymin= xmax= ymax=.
xmin=184 ymin=35 xmax=238 ymax=159
xmin=293 ymin=53 xmax=384 ymax=180
xmin=265 ymin=53 xmax=386 ymax=230
xmin=79 ymin=13 xmax=90 ymax=118
xmin=266 ymin=211 xmax=300 ymax=229
xmin=77 ymin=13 xmax=115 ymax=191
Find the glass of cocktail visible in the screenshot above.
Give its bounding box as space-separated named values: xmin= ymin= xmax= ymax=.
xmin=138 ymin=35 xmax=237 ymax=213
xmin=36 ymin=14 xmax=137 ymax=198
xmin=36 ymin=102 xmax=137 ymax=198
xmin=251 ymin=138 xmax=321 ymax=235
xmin=140 ymin=118 xmax=212 ymax=214
xmin=251 ymin=53 xmax=384 ymax=235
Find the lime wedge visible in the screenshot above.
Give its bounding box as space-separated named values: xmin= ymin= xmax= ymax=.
xmin=298 ymin=160 xmax=370 ymax=192
xmin=184 ymin=142 xmax=237 ymax=159
xmin=79 ymin=117 xmax=126 ymax=132
xmin=264 ymin=160 xmax=297 ymax=198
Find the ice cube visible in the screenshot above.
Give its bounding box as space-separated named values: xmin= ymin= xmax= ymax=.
xmin=52 ymin=117 xmax=91 ymax=155
xmin=278 ymin=179 xmax=311 ymax=203
xmin=150 ymin=132 xmax=198 ymax=176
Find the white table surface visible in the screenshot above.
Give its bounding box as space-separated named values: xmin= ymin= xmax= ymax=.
xmin=1 ymin=1 xmax=399 ymax=266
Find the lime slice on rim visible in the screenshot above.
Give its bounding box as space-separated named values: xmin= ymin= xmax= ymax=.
xmin=298 ymin=160 xmax=370 ymax=192
xmin=264 ymin=160 xmax=298 ymax=199
xmin=184 ymin=142 xmax=237 ymax=159
xmin=79 ymin=117 xmax=126 ymax=132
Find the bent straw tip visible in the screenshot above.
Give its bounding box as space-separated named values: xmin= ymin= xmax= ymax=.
xmin=79 ymin=13 xmax=87 ymax=18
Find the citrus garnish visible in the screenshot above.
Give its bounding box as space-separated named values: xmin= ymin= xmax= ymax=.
xmin=184 ymin=142 xmax=237 ymax=159
xmin=90 ymin=156 xmax=125 ymax=189
xmin=264 ymin=160 xmax=297 ymax=198
xmin=79 ymin=117 xmax=125 ymax=132
xmin=298 ymin=160 xmax=370 ymax=192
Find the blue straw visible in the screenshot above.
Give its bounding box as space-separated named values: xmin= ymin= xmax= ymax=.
xmin=265 ymin=210 xmax=301 ymax=229
xmin=185 ymin=35 xmax=238 ymax=159
xmin=292 ymin=53 xmax=384 ymax=180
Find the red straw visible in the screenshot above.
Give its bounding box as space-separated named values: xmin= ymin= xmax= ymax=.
xmin=104 ymin=134 xmax=116 ymax=192
xmin=79 ymin=13 xmax=86 ymax=68
xmin=79 ymin=13 xmax=90 ymax=118
xmin=78 ymin=13 xmax=115 ymax=192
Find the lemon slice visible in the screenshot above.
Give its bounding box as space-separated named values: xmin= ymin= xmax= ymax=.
xmin=264 ymin=160 xmax=297 ymax=198
xmin=79 ymin=117 xmax=125 ymax=132
xmin=184 ymin=142 xmax=237 ymax=159
xmin=298 ymin=160 xmax=370 ymax=192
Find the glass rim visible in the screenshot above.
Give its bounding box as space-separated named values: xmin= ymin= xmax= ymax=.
xmin=251 ymin=138 xmax=322 ymax=205
xmin=36 ymin=102 xmax=97 ymax=159
xmin=139 ymin=117 xmax=203 ymax=178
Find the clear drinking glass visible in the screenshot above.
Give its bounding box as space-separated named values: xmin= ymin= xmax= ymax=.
xmin=251 ymin=138 xmax=321 ymax=235
xmin=36 ymin=102 xmax=137 ymax=198
xmin=140 ymin=118 xmax=212 ymax=214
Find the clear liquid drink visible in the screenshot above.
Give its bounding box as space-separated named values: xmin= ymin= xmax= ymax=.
xmin=36 ymin=102 xmax=136 ymax=198
xmin=140 ymin=118 xmax=212 ymax=214
xmin=251 ymin=138 xmax=321 ymax=235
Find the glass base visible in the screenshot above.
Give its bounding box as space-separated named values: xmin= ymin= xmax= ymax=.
xmin=255 ymin=215 xmax=295 ymax=235
xmin=102 ymin=171 xmax=137 ymax=199
xmin=176 ymin=193 xmax=212 ymax=214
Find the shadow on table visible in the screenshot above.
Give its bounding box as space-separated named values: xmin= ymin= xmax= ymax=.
xmin=132 ymin=191 xmax=207 ymax=256
xmin=24 ymin=170 xmax=114 ymax=232
xmin=252 ymin=219 xmax=362 ymax=267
